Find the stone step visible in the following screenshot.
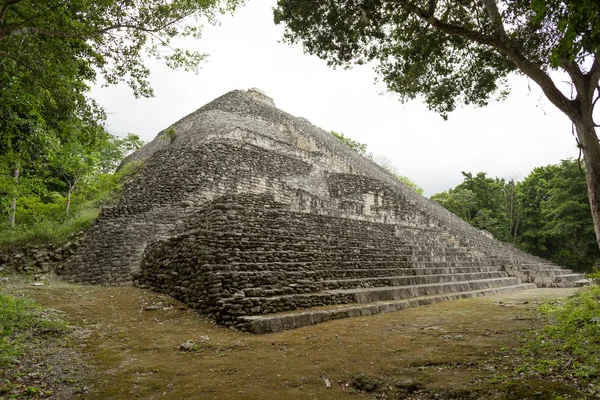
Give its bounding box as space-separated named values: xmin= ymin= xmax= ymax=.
xmin=204 ymin=266 xmax=507 ymax=286
xmin=220 ymin=277 xmax=522 ymax=317
xmin=197 ymin=250 xmax=505 ymax=264
xmin=191 ymin=236 xmax=488 ymax=257
xmin=411 ymin=260 xmax=506 ymax=268
xmin=500 ymin=267 xmax=586 ymax=286
xmin=201 ymin=260 xmax=509 ymax=273
xmin=331 ymin=277 xmax=521 ymax=303
xmin=553 ymin=279 xmax=592 ymax=288
xmin=179 ymin=228 xmax=563 ymax=271
xmin=552 ymin=273 xmax=587 ymax=282
xmin=237 ymin=283 xmax=537 ymax=333
xmin=539 ymin=276 xmax=591 ymax=288
xmin=217 ymin=271 xmax=510 ymax=295
xmin=318 ymin=272 xmax=509 ymax=290
xmin=311 ymin=266 xmax=503 ymax=278
xmin=198 ymin=225 xmax=484 ymax=252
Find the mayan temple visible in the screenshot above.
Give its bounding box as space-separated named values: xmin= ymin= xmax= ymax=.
xmin=59 ymin=89 xmax=588 ymax=333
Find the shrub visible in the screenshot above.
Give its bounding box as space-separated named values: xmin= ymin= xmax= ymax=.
xmin=520 ymin=286 xmax=600 ymax=395
xmin=0 ymin=293 xmax=67 ymax=367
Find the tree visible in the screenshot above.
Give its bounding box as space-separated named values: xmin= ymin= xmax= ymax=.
xmin=332 ymin=131 xmax=372 ymax=158
xmin=97 ymin=133 xmax=144 ymax=174
xmin=431 ymin=172 xmax=510 ymax=240
xmin=518 ymin=159 xmax=599 ymax=271
xmin=503 ymin=178 xmax=522 ymax=243
xmin=431 ymin=188 xmax=478 ymax=223
xmin=0 ymin=0 xmax=243 ymax=98
xmin=517 ymin=164 xmax=558 ymax=255
xmin=373 ymin=155 xmax=424 ymax=194
xmin=1 ymin=0 xmax=241 ymax=225
xmin=53 ymin=141 xmax=97 ymax=218
xmin=431 ymin=161 xmax=598 ymax=270
xmin=274 ymin=0 xmax=600 ymax=249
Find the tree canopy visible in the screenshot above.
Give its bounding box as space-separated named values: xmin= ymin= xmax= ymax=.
xmin=0 ymin=0 xmax=241 ymax=227
xmin=432 ymin=160 xmax=599 ymax=271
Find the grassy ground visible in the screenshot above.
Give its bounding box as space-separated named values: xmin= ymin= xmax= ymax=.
xmin=0 ymin=275 xmax=591 ymax=400
xmin=0 ymin=281 xmax=86 ymax=399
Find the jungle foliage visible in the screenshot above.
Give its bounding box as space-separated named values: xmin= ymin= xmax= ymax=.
xmin=0 ymin=135 xmax=144 ymax=246
xmin=0 ymin=0 xmax=242 ymax=236
xmin=432 ymin=159 xmax=599 ymax=271
xmin=520 ymin=285 xmax=600 ymax=397
xmin=0 ymin=292 xmax=68 ymax=368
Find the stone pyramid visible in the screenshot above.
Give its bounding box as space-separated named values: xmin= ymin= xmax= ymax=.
xmin=59 ymin=89 xmax=588 ymax=333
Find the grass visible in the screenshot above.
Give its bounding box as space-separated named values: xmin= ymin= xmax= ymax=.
xmin=518 ymin=285 xmax=600 ymax=396
xmin=0 ymin=292 xmax=68 ymax=367
xmin=0 ymin=206 xmax=99 ymax=248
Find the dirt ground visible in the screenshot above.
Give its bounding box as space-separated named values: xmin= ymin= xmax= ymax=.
xmin=1 ymin=276 xmax=588 ymax=399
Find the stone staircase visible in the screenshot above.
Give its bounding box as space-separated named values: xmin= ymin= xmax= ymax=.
xmin=137 ymin=195 xmax=587 ymax=333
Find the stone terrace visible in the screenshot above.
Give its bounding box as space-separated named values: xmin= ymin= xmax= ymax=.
xmin=61 ymin=89 xmax=589 ymax=332
xmin=137 ymin=194 xmax=583 ymax=333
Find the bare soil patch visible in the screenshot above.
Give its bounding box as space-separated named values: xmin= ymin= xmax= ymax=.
xmin=1 ymin=276 xmax=586 ymax=399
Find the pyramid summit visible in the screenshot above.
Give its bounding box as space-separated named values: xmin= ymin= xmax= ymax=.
xmin=59 ymin=89 xmax=588 ymax=333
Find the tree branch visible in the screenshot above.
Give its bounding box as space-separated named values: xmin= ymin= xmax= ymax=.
xmin=396 ymin=0 xmax=578 ymax=121
xmin=560 ymin=58 xmax=586 ymax=95
xmin=398 ymin=0 xmax=500 ymax=47
xmin=482 ymin=0 xmax=507 ymax=40
xmin=589 ymin=55 xmax=600 ymax=88
xmin=427 ymin=0 xmax=436 ymax=16
xmin=0 ymin=0 xmax=22 ymax=22
xmin=0 ymin=50 xmax=34 ymax=71
xmin=592 ymin=85 xmax=600 ymax=127
xmin=0 ymin=12 xmax=192 ymax=42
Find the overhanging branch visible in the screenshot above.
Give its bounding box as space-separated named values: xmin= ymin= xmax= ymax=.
xmin=0 ymin=11 xmax=193 ymax=42
xmin=0 ymin=0 xmax=22 ymax=22
xmin=395 ymin=0 xmax=578 ymax=121
xmin=482 ymin=0 xmax=507 ymax=40
xmin=560 ymin=59 xmax=586 ymax=92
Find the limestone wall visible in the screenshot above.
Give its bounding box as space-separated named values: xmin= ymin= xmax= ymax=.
xmin=136 ymin=194 xmax=537 ymax=329
xmin=61 ymin=88 xmax=576 ymax=291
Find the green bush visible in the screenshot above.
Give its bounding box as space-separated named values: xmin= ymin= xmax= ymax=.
xmin=586 ymin=268 xmax=600 ymax=285
xmin=520 ymin=286 xmax=600 ymax=395
xmin=0 ymin=293 xmax=67 ymax=367
xmin=161 ymin=126 xmax=177 ymax=144
xmin=0 ymin=160 xmax=142 ymax=247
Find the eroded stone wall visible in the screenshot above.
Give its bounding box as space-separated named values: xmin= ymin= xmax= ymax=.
xmin=61 ymin=88 xmax=585 ymax=316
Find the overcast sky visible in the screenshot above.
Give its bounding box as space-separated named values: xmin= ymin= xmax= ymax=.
xmin=91 ymin=1 xmax=581 ymax=197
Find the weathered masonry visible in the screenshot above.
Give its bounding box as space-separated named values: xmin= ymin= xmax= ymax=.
xmin=59 ymin=89 xmax=589 ymax=333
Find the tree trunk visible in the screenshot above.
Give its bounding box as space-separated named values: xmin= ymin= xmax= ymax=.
xmin=66 ymin=188 xmax=72 ymax=218
xmin=8 ymin=164 xmax=19 ymax=227
xmin=575 ymin=117 xmax=600 ymax=251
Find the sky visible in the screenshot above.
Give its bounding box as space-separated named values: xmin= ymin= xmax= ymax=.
xmin=90 ymin=1 xmax=581 ymax=197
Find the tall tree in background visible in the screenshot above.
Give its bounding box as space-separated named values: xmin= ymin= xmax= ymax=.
xmin=274 ymin=0 xmax=600 ymax=249
xmin=331 ymin=131 xmax=424 ymax=194
xmin=431 ymin=172 xmax=510 ymax=241
xmin=0 ymin=0 xmax=241 ymax=226
xmin=432 ymin=160 xmax=598 ymax=271
xmin=518 ymin=160 xmax=599 ymax=271
xmin=0 ymin=0 xmax=242 ymax=98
